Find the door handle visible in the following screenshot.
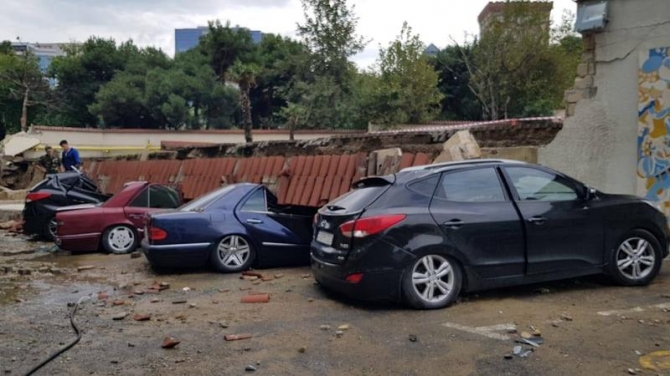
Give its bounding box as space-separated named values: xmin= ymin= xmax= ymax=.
xmin=128 ymin=214 xmax=143 ymax=219
xmin=246 ymin=219 xmax=263 ymax=225
xmin=527 ymin=217 xmax=546 ymax=225
xmin=443 ymin=219 xmax=464 ymax=230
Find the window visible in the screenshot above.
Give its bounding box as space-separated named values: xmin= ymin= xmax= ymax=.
xmin=241 ymin=189 xmax=266 ymax=212
xmin=435 ymin=168 xmax=505 ymax=202
xmin=408 ymin=175 xmax=439 ymax=197
xmin=148 ymin=186 xmax=180 ymax=208
xmin=129 ymin=186 xmax=180 ymax=208
xmin=505 ymin=167 xmax=578 ymax=202
xmin=179 ymin=186 xmax=235 ymax=212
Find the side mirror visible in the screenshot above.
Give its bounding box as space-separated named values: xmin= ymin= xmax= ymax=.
xmin=584 ymin=187 xmax=597 ymax=201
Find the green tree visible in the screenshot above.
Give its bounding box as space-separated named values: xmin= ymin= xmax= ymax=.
xmin=460 ymin=1 xmax=581 ymax=119
xmin=202 ymin=21 xmax=257 ymax=80
xmin=0 ymin=47 xmax=50 ymax=132
xmin=227 ymin=61 xmax=259 ymax=142
xmin=369 ymin=22 xmax=443 ymax=125
xmin=295 ymin=0 xmax=368 ymax=129
xmin=251 ymin=34 xmax=309 ymax=127
xmin=431 ymin=45 xmax=482 ymax=120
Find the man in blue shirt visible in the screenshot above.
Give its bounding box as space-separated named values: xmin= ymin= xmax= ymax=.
xmin=60 ymin=140 xmax=81 ymax=171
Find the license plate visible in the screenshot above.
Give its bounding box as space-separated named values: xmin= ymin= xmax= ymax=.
xmin=316 ymin=231 xmax=334 ymax=246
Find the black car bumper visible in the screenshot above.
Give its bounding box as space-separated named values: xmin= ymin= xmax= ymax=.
xmin=311 ymin=254 xmax=403 ymax=302
xmin=23 ymin=204 xmax=54 ymax=236
xmin=141 ymin=240 xmax=212 ymax=268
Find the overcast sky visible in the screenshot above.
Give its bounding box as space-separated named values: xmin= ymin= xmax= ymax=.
xmin=2 ymin=0 xmax=575 ymax=68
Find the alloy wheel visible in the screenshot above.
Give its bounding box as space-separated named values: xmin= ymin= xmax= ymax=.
xmin=108 ymin=226 xmax=135 ymax=253
xmin=411 ymin=254 xmax=455 ymax=303
xmin=616 ymin=237 xmax=655 ymax=280
xmin=217 ymin=235 xmax=251 ymax=267
xmin=48 ymin=219 xmax=58 ymax=240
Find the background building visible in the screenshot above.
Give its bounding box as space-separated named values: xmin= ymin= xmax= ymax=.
xmin=11 ymin=42 xmax=67 ymax=85
xmin=540 ymin=0 xmax=670 ymax=221
xmin=424 ymin=43 xmax=439 ymax=57
xmin=175 ymin=26 xmax=264 ymax=54
xmin=478 ymin=1 xmax=553 ymax=35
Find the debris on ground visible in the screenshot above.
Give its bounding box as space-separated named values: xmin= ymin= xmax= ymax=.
xmin=335 ymin=330 xmax=344 ymax=338
xmin=513 ymin=346 xmax=522 ymax=355
xmin=504 ymin=354 xmax=513 ymax=360
xmin=298 ymin=347 xmax=306 ymax=353
xmin=224 ymin=334 xmax=252 ymax=341
xmin=535 ymin=287 xmax=551 ymax=294
xmin=133 ymin=314 xmax=151 ymax=321
xmin=409 ymin=334 xmax=418 ymax=342
xmin=338 ymin=324 xmax=350 ymax=331
xmin=112 ymin=312 xmax=128 ymax=320
xmin=172 ymin=299 xmax=187 ymax=304
xmin=241 ymin=294 xmax=270 ymax=303
xmin=520 ymin=331 xmax=532 ymax=339
xmin=245 ymin=365 xmax=256 ymax=372
xmin=219 ymin=322 xmax=229 ymax=329
xmin=560 ymin=313 xmax=573 ymax=321
xmin=130 ymin=252 xmax=141 ymax=259
xmin=162 ymin=337 xmax=181 ymax=349
xmin=274 ymin=274 xmax=284 ymax=279
xmin=77 ymin=265 xmax=95 ymax=272
xmin=627 ymin=369 xmax=636 ymax=375
xmin=242 ymin=271 xmax=263 ymax=278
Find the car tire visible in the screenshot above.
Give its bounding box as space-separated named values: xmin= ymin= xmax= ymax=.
xmin=607 ymin=229 xmax=663 ymax=286
xmin=42 ymin=217 xmax=57 ymax=242
xmin=210 ymin=234 xmax=256 ymax=273
xmin=401 ymin=253 xmax=462 ymax=310
xmin=101 ymin=225 xmax=138 ymax=254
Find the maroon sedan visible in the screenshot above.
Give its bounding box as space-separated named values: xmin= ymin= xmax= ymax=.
xmin=55 ymin=182 xmax=183 ymax=254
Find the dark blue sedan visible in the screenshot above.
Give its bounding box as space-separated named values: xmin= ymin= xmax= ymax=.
xmin=142 ymin=183 xmax=317 ymax=272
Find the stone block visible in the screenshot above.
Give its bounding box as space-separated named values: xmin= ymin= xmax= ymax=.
xmin=576 ymin=63 xmax=589 ymax=78
xmin=433 ymin=130 xmax=481 ymax=163
xmin=581 ymin=51 xmax=595 ymax=62
xmin=574 ymin=75 xmax=594 ymax=89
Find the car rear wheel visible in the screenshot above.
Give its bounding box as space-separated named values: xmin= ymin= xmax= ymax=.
xmin=608 ymin=229 xmax=662 ymax=286
xmin=211 ymin=235 xmax=255 ymax=273
xmin=102 ymin=225 xmax=138 ymax=254
xmin=42 ymin=218 xmax=57 ymax=242
xmin=401 ymin=254 xmax=462 ymax=310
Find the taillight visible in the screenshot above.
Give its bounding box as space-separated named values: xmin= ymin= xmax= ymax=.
xmin=339 ymin=214 xmax=406 ymax=238
xmin=149 ymin=226 xmax=167 ymax=241
xmin=345 ymin=273 xmax=364 ymax=284
xmin=25 ymin=192 xmax=51 ymax=203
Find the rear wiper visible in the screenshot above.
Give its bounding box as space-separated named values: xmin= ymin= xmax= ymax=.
xmin=326 ymin=205 xmax=346 ymax=211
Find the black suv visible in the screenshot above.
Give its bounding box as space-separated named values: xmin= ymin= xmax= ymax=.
xmin=23 ymin=172 xmax=111 ymax=240
xmin=311 ymin=159 xmax=669 ymax=309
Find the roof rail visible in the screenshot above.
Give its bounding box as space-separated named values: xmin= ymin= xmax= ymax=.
xmin=399 ymin=159 xmax=525 ymax=173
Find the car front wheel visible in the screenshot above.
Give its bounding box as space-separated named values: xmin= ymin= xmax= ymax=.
xmin=401 ymin=254 xmax=462 ymax=310
xmin=608 ymin=229 xmax=663 ymax=286
xmin=211 ymin=235 xmax=255 ymax=273
xmin=102 ymin=225 xmax=138 ymax=254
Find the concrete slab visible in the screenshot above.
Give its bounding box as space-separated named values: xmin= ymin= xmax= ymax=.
xmin=0 ymin=202 xmax=23 ymax=221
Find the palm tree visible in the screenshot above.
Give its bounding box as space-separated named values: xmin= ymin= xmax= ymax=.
xmin=227 ymin=61 xmax=258 ymax=143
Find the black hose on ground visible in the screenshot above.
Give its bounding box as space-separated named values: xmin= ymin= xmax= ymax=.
xmin=24 ymin=296 xmax=89 ymax=376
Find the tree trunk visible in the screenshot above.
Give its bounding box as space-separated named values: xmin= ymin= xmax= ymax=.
xmin=289 ymin=119 xmax=295 ymax=141
xmin=241 ymin=86 xmax=253 ymax=143
xmin=20 ymin=87 xmax=29 ymax=132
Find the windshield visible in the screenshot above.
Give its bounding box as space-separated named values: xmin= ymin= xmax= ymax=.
xmin=179 ymin=185 xmax=236 ymax=212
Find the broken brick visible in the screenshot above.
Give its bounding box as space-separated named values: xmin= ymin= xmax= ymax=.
xmin=224 ymin=333 xmax=252 ymax=341
xmin=112 ymin=300 xmax=125 ymax=306
xmin=162 ymin=337 xmax=180 ymax=349
xmin=261 ymin=277 xmax=273 ymax=282
xmin=242 ymin=271 xmax=263 ymax=278
xmin=133 ymin=314 xmax=151 ymax=322
xmin=77 ymin=265 xmax=95 ymax=272
xmin=159 ymin=282 xmax=170 ymax=290
xmin=97 ymin=293 xmax=109 ymax=300
xmin=134 ymin=290 xmax=144 ymax=295
xmin=241 ymin=294 xmax=270 ymax=304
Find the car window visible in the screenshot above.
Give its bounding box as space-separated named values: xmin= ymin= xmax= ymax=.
xmin=408 ymin=175 xmax=439 ymax=197
xmin=129 ymin=188 xmax=149 ymax=207
xmin=434 ymin=168 xmax=505 ymax=202
xmin=179 ymin=185 xmax=236 ymax=212
xmin=148 ymin=186 xmax=180 ymax=208
xmin=505 ymin=167 xmax=578 ymax=202
xmin=241 ymin=189 xmax=267 ymax=212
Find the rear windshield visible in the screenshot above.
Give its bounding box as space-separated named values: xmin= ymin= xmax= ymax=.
xmin=326 ymin=186 xmax=387 ymax=212
xmin=179 ymin=185 xmax=236 ymax=211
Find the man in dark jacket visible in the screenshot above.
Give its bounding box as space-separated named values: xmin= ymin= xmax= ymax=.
xmin=60 ymin=140 xmax=81 ymax=171
xmin=36 ymin=146 xmax=60 ymax=175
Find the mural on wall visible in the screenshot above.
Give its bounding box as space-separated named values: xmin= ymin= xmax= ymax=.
xmin=638 ymin=47 xmax=670 ymax=219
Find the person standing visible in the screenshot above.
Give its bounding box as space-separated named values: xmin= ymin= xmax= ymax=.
xmin=60 ymin=140 xmax=82 ymax=171
xmin=36 ymin=146 xmax=60 ymax=175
